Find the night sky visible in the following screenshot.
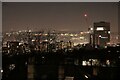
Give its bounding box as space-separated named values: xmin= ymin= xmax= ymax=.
xmin=2 ymin=2 xmax=118 ymax=33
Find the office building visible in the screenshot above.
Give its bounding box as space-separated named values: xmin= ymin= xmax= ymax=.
xmin=93 ymin=21 xmax=110 ymax=47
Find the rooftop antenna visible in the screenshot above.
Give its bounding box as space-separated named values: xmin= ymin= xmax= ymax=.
xmin=84 ymin=13 xmax=92 ymax=45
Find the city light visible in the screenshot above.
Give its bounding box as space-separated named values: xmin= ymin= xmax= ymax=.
xmin=90 ymin=28 xmax=93 ymax=30
xmin=29 ymin=30 xmax=32 ymax=32
xmin=44 ymin=39 xmax=48 ymax=42
xmin=85 ymin=75 xmax=88 ymax=79
xmin=32 ymin=39 xmax=35 ymax=42
xmin=106 ymin=60 xmax=110 ymax=66
xmin=44 ymin=34 xmax=48 ymax=36
xmin=9 ymin=64 xmax=15 ymax=71
xmin=96 ymin=27 xmax=104 ymax=31
xmin=70 ymin=34 xmax=74 ymax=37
xmin=84 ymin=14 xmax=87 ymax=17
xmin=61 ymin=33 xmax=64 ymax=36
xmin=2 ymin=2 xmax=120 ymax=80
xmin=99 ymin=35 xmax=102 ymax=38
xmin=42 ymin=56 xmax=45 ymax=59
xmin=101 ymin=36 xmax=108 ymax=39
xmin=65 ymin=77 xmax=74 ymax=80
xmin=1 ymin=70 xmax=3 ymax=73
xmin=65 ymin=33 xmax=68 ymax=36
xmin=80 ymin=32 xmax=83 ymax=34
xmin=117 ymin=51 xmax=119 ymax=53
xmin=82 ymin=61 xmax=87 ymax=66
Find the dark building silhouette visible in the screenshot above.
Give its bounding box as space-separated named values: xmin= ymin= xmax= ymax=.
xmin=93 ymin=21 xmax=110 ymax=47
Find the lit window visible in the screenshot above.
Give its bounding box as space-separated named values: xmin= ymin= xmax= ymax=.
xmin=1 ymin=70 xmax=3 ymax=73
xmin=99 ymin=35 xmax=101 ymax=38
xmin=108 ymin=31 xmax=110 ymax=34
xmin=29 ymin=30 xmax=31 ymax=32
xmin=65 ymin=33 xmax=68 ymax=36
xmin=70 ymin=34 xmax=74 ymax=36
xmin=32 ymin=39 xmax=35 ymax=42
xmin=96 ymin=27 xmax=104 ymax=31
xmin=80 ymin=37 xmax=84 ymax=40
xmin=44 ymin=39 xmax=48 ymax=42
xmin=91 ymin=28 xmax=93 ymax=30
xmin=82 ymin=61 xmax=87 ymax=66
xmin=80 ymin=32 xmax=83 ymax=34
xmin=106 ymin=60 xmax=110 ymax=66
xmin=44 ymin=34 xmax=48 ymax=36
xmin=101 ymin=37 xmax=108 ymax=39
xmin=61 ymin=33 xmax=64 ymax=36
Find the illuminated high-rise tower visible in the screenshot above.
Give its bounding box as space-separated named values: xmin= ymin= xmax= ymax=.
xmin=93 ymin=21 xmax=110 ymax=47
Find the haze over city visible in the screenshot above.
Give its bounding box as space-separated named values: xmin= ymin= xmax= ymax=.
xmin=2 ymin=2 xmax=118 ymax=33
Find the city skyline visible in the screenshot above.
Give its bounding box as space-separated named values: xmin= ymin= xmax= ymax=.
xmin=2 ymin=2 xmax=120 ymax=80
xmin=2 ymin=2 xmax=118 ymax=33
